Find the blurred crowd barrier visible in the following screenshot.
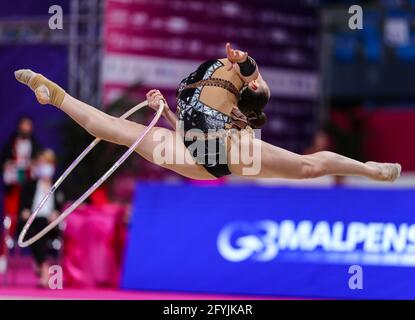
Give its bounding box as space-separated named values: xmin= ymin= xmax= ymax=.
xmin=63 ymin=203 xmax=126 ymax=288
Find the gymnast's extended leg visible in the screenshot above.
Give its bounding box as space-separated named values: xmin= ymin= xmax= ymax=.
xmin=228 ymin=135 xmax=401 ymax=181
xmin=14 ymin=69 xmax=215 ymax=180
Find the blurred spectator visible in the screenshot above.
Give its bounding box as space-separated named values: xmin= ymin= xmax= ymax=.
xmin=19 ymin=149 xmax=64 ymax=288
xmin=303 ymin=128 xmax=331 ymax=154
xmin=0 ymin=117 xmax=40 ymax=259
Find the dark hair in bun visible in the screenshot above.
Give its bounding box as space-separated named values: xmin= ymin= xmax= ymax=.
xmin=237 ymin=79 xmax=270 ymax=128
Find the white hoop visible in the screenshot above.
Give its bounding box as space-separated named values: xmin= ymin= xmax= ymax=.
xmin=18 ymin=100 xmax=164 ymax=248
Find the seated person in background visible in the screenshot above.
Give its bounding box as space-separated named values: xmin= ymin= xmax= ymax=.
xmin=19 ymin=149 xmax=64 ymax=288
xmin=1 ymin=117 xmax=41 ymax=257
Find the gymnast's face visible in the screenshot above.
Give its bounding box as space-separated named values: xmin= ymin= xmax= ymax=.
xmin=248 ymin=74 xmax=270 ymax=97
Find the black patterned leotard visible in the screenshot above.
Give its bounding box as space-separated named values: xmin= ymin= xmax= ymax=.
xmin=176 ymin=60 xmax=243 ymax=178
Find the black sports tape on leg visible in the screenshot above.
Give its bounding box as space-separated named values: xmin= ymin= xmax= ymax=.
xmin=237 ymin=56 xmax=257 ymax=77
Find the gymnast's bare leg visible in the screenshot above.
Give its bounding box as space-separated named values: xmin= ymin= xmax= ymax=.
xmin=227 ymin=132 xmax=401 ymax=181
xmin=15 ymin=69 xmax=401 ymax=182
xmin=14 ymin=69 xmax=215 ymax=180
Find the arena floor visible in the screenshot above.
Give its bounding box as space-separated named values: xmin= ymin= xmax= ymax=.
xmin=0 ymin=256 xmax=282 ymax=300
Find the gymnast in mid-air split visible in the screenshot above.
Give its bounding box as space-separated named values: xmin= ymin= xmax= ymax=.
xmin=15 ymin=42 xmax=401 ymax=182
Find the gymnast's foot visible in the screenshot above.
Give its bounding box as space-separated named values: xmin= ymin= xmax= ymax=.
xmin=366 ymin=161 xmax=401 ymax=182
xmin=14 ymin=69 xmax=66 ymax=107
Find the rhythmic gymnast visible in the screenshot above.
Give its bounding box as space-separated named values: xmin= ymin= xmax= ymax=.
xmin=15 ymin=43 xmax=401 ymax=182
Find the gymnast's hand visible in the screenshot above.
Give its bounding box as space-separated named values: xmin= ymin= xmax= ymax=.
xmin=146 ymin=89 xmax=168 ymax=114
xmin=146 ymin=89 xmax=178 ymax=130
xmin=226 ymin=42 xmax=248 ymax=71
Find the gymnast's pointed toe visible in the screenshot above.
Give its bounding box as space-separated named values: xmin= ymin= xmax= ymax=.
xmin=366 ymin=161 xmax=402 ymax=182
xmin=392 ymin=163 xmax=402 ymax=181
xmin=14 ymin=69 xmax=66 ymax=107
xmin=14 ymin=69 xmax=36 ymax=85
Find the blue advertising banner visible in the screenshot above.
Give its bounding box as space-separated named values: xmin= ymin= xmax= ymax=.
xmin=122 ymin=183 xmax=415 ymax=299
